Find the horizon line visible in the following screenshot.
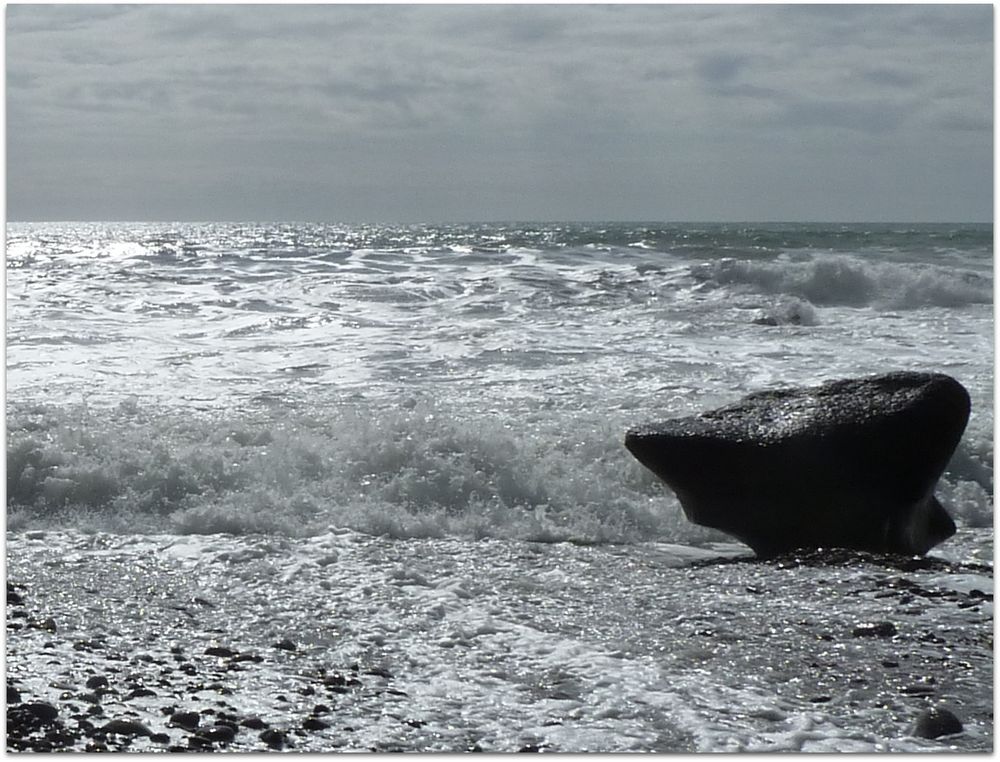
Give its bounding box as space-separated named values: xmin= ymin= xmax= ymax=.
xmin=5 ymin=219 xmax=993 ymax=226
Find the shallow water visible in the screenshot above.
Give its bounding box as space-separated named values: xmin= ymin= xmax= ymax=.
xmin=6 ymin=529 xmax=993 ymax=751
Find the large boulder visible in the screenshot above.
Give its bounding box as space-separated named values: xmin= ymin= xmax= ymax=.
xmin=625 ymin=372 xmax=970 ymax=557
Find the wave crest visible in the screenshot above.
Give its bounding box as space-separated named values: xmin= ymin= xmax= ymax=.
xmin=693 ymin=255 xmax=992 ymax=309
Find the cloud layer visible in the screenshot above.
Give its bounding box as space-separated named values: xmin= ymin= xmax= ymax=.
xmin=6 ymin=5 xmax=993 ymax=222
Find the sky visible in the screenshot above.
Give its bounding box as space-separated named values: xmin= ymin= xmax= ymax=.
xmin=5 ymin=4 xmax=994 ymax=223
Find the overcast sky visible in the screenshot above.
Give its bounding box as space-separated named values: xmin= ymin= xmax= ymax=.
xmin=6 ymin=4 xmax=993 ymax=223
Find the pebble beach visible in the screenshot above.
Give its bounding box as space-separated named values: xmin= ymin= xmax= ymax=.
xmin=6 ymin=528 xmax=993 ymax=752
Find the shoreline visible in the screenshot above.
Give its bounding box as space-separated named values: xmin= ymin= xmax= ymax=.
xmin=6 ymin=529 xmax=993 ymax=752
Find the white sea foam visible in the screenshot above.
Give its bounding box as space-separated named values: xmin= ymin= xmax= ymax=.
xmin=5 ymin=222 xmax=994 ymax=540
xmin=692 ymin=254 xmax=992 ymax=309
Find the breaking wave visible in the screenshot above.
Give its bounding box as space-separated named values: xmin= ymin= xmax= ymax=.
xmin=6 ymin=398 xmax=993 ymax=540
xmin=692 ymin=255 xmax=992 ymax=309
xmin=5 ymin=400 xmax=700 ymax=544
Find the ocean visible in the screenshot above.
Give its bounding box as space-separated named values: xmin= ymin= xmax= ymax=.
xmin=5 ymin=222 xmax=994 ymax=751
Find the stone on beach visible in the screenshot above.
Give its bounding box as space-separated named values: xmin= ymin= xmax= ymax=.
xmin=912 ymin=707 xmax=963 ymax=739
xmin=625 ymin=372 xmax=970 ymax=557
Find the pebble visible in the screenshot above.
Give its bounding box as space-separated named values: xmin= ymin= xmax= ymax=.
xmin=85 ymin=675 xmax=110 ymax=690
xmin=273 ymin=638 xmax=297 ymax=651
xmin=170 ymin=711 xmax=201 ymax=730
xmin=101 ymin=719 xmax=152 ymax=737
xmin=19 ymin=702 xmax=60 ymax=724
xmin=8 ymin=684 xmax=22 ymax=704
xmin=260 ymin=728 xmax=288 ymax=749
xmin=198 ymin=724 xmax=237 ymax=744
xmin=125 ymin=688 xmax=158 ymax=700
xmin=851 ymin=622 xmax=897 ymax=638
xmin=303 ymin=716 xmax=330 ymax=731
xmin=913 ymin=707 xmax=963 ymax=739
xmin=205 ymin=646 xmax=238 ymax=658
xmin=241 ymin=716 xmax=269 ymax=730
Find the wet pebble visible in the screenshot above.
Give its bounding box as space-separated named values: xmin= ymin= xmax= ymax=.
xmin=913 ymin=707 xmax=963 ymax=739
xmin=852 ymin=622 xmax=897 ymax=638
xmin=17 ymin=702 xmax=60 ymax=725
xmin=303 ymin=716 xmax=330 ymax=731
xmin=241 ymin=716 xmax=269 ymax=730
xmin=205 ymin=646 xmax=238 ymax=658
xmin=273 ymin=638 xmax=297 ymax=651
xmin=260 ymin=728 xmax=288 ymax=749
xmin=170 ymin=710 xmax=201 ymax=730
xmin=101 ymin=719 xmax=152 ymax=737
xmin=198 ymin=723 xmax=237 ymax=744
xmin=125 ymin=688 xmax=158 ymax=700
xmin=85 ymin=675 xmax=110 ymax=690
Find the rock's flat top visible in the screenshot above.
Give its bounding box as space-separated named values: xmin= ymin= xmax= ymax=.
xmin=627 ymin=372 xmax=969 ymax=445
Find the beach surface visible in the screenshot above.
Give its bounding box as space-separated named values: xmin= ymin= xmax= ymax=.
xmin=6 ymin=528 xmax=992 ymax=752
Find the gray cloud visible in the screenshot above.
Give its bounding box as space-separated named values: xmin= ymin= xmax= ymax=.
xmin=6 ymin=4 xmax=992 ymax=222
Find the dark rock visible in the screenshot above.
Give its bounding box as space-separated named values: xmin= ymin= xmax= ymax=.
xmin=125 ymin=688 xmax=158 ymax=700
xmin=260 ymin=728 xmax=287 ymax=749
xmin=151 ymin=732 xmax=171 ymax=744
xmin=852 ymin=621 xmax=897 ymax=638
xmin=188 ymin=735 xmax=215 ymax=750
xmin=366 ymin=666 xmax=394 ymax=679
xmin=901 ymin=685 xmax=936 ymax=696
xmin=169 ymin=711 xmax=201 ymax=731
xmin=31 ymin=617 xmax=58 ymax=633
xmin=231 ymin=652 xmax=263 ymax=663
xmin=913 ymin=707 xmax=963 ymax=739
xmin=101 ymin=719 xmax=152 ymax=737
xmin=273 ymin=638 xmax=297 ymax=651
xmin=20 ymin=702 xmax=60 ymax=724
xmin=625 ymin=372 xmax=968 ymax=557
xmin=303 ymin=716 xmax=330 ymax=731
xmin=86 ymin=675 xmax=110 ymax=690
xmin=198 ymin=724 xmax=237 ymax=744
xmin=7 ymin=684 xmax=21 ymax=704
xmin=205 ymin=646 xmax=238 ymax=658
xmin=7 ymin=587 xmax=24 ymax=607
xmin=241 ymin=716 xmax=268 ymax=730
xmin=519 ymin=743 xmax=544 ymax=752
xmin=313 ymin=704 xmax=331 ymax=715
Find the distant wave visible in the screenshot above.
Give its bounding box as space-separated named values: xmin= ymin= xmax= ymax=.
xmin=691 ymin=255 xmax=992 ymax=309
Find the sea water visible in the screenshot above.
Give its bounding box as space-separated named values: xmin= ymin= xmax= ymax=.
xmin=5 ymin=222 xmax=995 ymax=751
xmin=7 ymin=222 xmax=993 ymax=539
